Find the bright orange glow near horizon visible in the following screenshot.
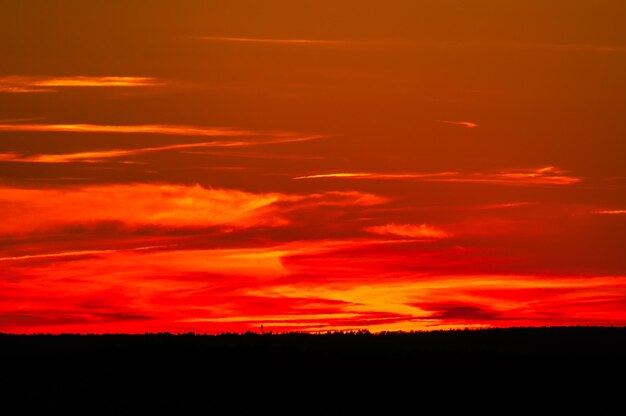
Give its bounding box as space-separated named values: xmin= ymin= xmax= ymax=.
xmin=1 ymin=1 xmax=626 ymax=334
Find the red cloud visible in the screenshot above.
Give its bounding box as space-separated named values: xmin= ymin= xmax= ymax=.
xmin=365 ymin=223 xmax=450 ymax=239
xmin=0 ymin=76 xmax=161 ymax=93
xmin=0 ymin=184 xmax=385 ymax=236
xmin=294 ymin=166 xmax=581 ymax=186
xmin=3 ymin=234 xmax=626 ymax=333
xmin=436 ymin=120 xmax=479 ymax=128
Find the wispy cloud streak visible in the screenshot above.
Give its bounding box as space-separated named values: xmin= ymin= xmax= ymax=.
xmin=0 ymin=136 xmax=321 ymax=163
xmin=0 ymin=76 xmax=161 ymax=93
xmin=295 ymin=167 xmax=580 ymax=186
xmin=0 ymin=123 xmax=253 ymax=137
xmin=366 ymin=223 xmax=450 ymax=239
xmin=478 ymin=202 xmax=534 ymax=210
xmin=436 ymin=120 xmax=479 ymax=128
xmin=194 ymin=36 xmax=355 ymax=46
xmin=594 ymin=210 xmax=626 ymax=215
xmin=0 ymin=143 xmax=232 ymax=163
xmin=0 ymin=246 xmax=166 ymax=262
xmin=194 ymin=37 xmax=626 ymax=53
xmin=0 ymin=123 xmax=323 ymax=147
xmin=31 ymin=76 xmax=161 ymax=87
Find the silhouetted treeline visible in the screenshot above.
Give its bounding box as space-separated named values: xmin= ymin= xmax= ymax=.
xmin=4 ymin=327 xmax=625 ymax=414
xmin=3 ymin=326 xmax=626 ymax=358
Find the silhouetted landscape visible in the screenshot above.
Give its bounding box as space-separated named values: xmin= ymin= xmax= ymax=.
xmin=4 ymin=327 xmax=626 ymax=359
xmin=5 ymin=327 xmax=625 ymax=413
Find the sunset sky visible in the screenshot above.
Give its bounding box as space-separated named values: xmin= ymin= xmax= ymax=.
xmin=1 ymin=1 xmax=626 ymax=333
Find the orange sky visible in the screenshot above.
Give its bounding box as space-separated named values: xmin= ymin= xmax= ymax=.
xmin=1 ymin=1 xmax=626 ymax=333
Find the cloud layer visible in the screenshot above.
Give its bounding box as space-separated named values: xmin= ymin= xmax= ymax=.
xmin=366 ymin=223 xmax=450 ymax=239
xmin=4 ymin=238 xmax=625 ymax=333
xmin=0 ymin=123 xmax=257 ymax=137
xmin=0 ymin=184 xmax=383 ymax=235
xmin=0 ymin=76 xmax=161 ymax=93
xmin=294 ymin=167 xmax=581 ymax=186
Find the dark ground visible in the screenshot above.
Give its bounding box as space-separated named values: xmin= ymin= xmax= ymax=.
xmin=3 ymin=327 xmax=625 ymax=414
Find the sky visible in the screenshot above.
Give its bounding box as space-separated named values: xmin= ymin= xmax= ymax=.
xmin=1 ymin=0 xmax=626 ymax=333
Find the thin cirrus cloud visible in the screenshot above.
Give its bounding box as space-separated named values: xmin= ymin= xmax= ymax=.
xmin=194 ymin=37 xmax=626 ymax=54
xmin=594 ymin=210 xmax=626 ymax=215
xmin=0 ymin=245 xmax=167 ymax=262
xmin=183 ymin=150 xmax=325 ymax=160
xmin=0 ymin=142 xmax=239 ymax=163
xmin=0 ymin=137 xmax=321 ymax=164
xmin=478 ymin=202 xmax=534 ymax=210
xmin=294 ymin=166 xmax=581 ymax=186
xmin=436 ymin=120 xmax=479 ymax=129
xmin=0 ymin=122 xmax=323 ymax=145
xmin=0 ymin=123 xmax=254 ymax=137
xmin=365 ymin=223 xmax=450 ymax=239
xmin=0 ymin=183 xmax=385 ymax=235
xmin=193 ymin=36 xmax=356 ymax=46
xmin=0 ymin=76 xmax=161 ymax=93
